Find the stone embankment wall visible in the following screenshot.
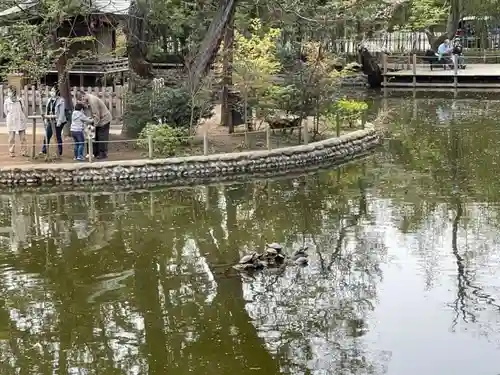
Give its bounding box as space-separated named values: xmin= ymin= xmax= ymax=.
xmin=0 ymin=128 xmax=381 ymax=186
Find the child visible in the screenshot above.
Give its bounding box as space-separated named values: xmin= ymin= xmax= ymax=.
xmin=71 ymin=103 xmax=93 ymax=161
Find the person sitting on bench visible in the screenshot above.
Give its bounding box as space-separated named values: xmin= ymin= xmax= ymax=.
xmin=437 ymin=39 xmax=453 ymax=67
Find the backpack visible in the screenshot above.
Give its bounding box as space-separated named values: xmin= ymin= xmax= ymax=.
xmin=65 ymin=107 xmax=72 ymax=126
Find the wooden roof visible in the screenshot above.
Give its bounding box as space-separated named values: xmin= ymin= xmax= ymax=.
xmin=0 ymin=0 xmax=130 ymax=18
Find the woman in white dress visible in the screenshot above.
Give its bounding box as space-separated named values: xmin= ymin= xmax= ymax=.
xmin=3 ymin=86 xmax=27 ymax=157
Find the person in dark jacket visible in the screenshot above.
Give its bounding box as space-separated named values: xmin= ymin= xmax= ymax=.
xmin=41 ymin=86 xmax=67 ymax=157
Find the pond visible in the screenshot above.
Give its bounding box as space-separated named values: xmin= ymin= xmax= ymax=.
xmin=1 ymin=92 xmax=500 ymax=374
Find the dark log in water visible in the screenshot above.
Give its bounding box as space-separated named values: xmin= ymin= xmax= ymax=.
xmin=358 ymin=46 xmax=383 ymax=88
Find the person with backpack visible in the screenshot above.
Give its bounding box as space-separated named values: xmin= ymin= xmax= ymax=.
xmin=3 ymin=86 xmax=27 ymax=157
xmin=40 ymin=86 xmax=67 ymax=158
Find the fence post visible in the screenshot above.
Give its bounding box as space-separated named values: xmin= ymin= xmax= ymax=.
xmin=203 ymin=129 xmax=209 ymax=156
xmin=31 ymin=117 xmax=36 ymax=159
xmin=147 ymin=135 xmax=153 ymax=159
xmin=303 ymin=120 xmax=309 ymax=145
xmin=453 ymin=56 xmax=458 ymax=87
xmin=88 ymin=136 xmax=93 ymax=163
xmin=412 ymin=53 xmax=417 ymax=87
xmin=266 ymin=125 xmax=271 ymax=150
xmin=336 ymin=113 xmax=340 ymax=137
xmin=49 ymin=120 xmax=58 ymax=159
xmin=361 ymin=111 xmax=367 ymax=129
xmin=382 ymin=53 xmax=388 ymax=87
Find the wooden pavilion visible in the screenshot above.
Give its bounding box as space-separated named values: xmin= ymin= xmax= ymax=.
xmin=0 ymin=0 xmax=131 ymax=86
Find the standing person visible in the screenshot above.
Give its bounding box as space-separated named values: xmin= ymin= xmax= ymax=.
xmin=3 ymin=86 xmax=27 ymax=157
xmin=76 ymin=91 xmax=112 ymax=159
xmin=71 ymin=103 xmax=94 ymax=161
xmin=41 ymin=86 xmax=67 ymax=157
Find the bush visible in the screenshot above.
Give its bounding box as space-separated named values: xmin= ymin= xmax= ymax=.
xmin=326 ymin=99 xmax=368 ymax=128
xmin=137 ymin=123 xmax=184 ymax=156
xmin=123 ymin=86 xmax=214 ymax=136
xmin=276 ymin=41 xmax=301 ymax=70
xmin=337 ymin=98 xmax=368 ymax=114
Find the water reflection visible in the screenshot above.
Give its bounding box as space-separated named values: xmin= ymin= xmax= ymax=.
xmin=1 ymin=93 xmax=500 ymax=374
xmin=0 ymin=164 xmax=388 ymax=375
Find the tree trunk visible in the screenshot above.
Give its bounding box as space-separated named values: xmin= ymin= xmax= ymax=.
xmin=221 ymin=16 xmax=234 ymax=133
xmin=57 ymin=59 xmax=72 ymax=137
xmin=53 ymin=28 xmax=72 ymax=137
xmin=126 ymin=0 xmax=153 ymax=87
xmin=426 ymin=0 xmax=462 ymax=50
xmin=123 ymin=0 xmax=153 ymax=135
xmin=186 ymin=0 xmax=237 ymax=94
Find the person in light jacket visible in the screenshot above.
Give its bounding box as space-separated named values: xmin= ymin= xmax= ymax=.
xmin=41 ymin=86 xmax=67 ymax=157
xmin=3 ymin=86 xmax=27 ymax=157
xmin=76 ymin=91 xmax=112 ymax=159
xmin=71 ymin=103 xmax=94 ymax=161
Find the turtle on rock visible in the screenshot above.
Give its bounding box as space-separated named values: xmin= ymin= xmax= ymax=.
xmin=266 ymin=243 xmax=283 ymax=253
xmin=234 ymin=252 xmax=264 ymax=272
xmin=292 ymin=246 xmax=309 ymax=260
xmin=244 ymin=261 xmax=265 ymax=271
xmin=239 ymin=252 xmax=257 ymax=264
xmin=265 ymin=247 xmax=278 ymax=257
xmin=295 ymin=256 xmax=308 ymax=266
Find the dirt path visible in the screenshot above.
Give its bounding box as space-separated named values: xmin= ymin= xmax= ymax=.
xmin=0 ymin=133 xmax=143 ymax=166
xmin=0 ymin=105 xmax=325 ymax=167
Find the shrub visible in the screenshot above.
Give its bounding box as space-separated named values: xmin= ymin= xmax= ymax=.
xmin=337 ymin=98 xmax=368 ymax=126
xmin=325 ymin=99 xmax=369 ymax=129
xmin=337 ymin=98 xmax=368 ymax=114
xmin=123 ymin=86 xmax=214 ymax=136
xmin=137 ymin=123 xmax=184 ymax=156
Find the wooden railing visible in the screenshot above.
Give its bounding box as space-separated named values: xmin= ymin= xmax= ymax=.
xmin=47 ymin=58 xmax=129 ymax=74
xmin=381 ymin=53 xmax=500 ymax=87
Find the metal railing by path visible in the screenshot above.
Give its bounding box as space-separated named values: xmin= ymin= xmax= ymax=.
xmin=5 ymin=114 xmax=369 ymax=164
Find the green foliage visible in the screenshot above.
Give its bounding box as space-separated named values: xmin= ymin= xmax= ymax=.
xmin=404 ymin=0 xmax=448 ymax=31
xmin=323 ymin=99 xmax=368 ymax=130
xmin=336 ymin=98 xmax=368 ymax=126
xmin=0 ymin=0 xmax=98 ymax=81
xmin=230 ymin=19 xmax=282 ymax=122
xmin=123 ymin=86 xmax=214 ymax=136
xmin=0 ymin=22 xmax=52 ymax=80
xmin=275 ymin=40 xmax=300 ymax=71
xmin=287 ymin=42 xmax=343 ymax=117
xmin=337 ymin=98 xmax=369 ymax=115
xmin=137 ymin=123 xmax=183 ymax=156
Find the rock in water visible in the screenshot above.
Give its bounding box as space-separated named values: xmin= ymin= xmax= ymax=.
xmin=358 ymin=46 xmax=383 ymax=88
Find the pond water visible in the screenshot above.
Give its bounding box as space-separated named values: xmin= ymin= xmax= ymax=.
xmin=1 ymin=93 xmax=500 ymax=374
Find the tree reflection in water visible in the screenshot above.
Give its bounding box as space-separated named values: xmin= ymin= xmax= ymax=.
xmin=381 ymin=95 xmax=500 ymax=340
xmin=0 ymin=161 xmax=391 ymax=375
xmin=242 ymin=169 xmax=388 ymax=375
xmin=3 ymin=95 xmax=500 ymax=374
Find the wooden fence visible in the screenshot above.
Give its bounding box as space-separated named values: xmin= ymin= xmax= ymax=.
xmin=0 ymin=85 xmax=126 ymax=121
